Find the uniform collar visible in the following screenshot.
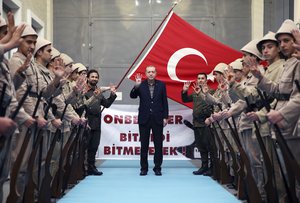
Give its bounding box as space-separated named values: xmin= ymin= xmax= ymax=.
xmin=35 ymin=60 xmax=50 ymax=75
xmin=13 ymin=52 xmax=28 ymax=61
xmin=266 ymin=59 xmax=284 ymax=73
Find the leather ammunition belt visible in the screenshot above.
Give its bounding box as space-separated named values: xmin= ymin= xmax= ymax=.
xmin=273 ymin=93 xmax=290 ymax=101
xmin=28 ymin=91 xmax=39 ymax=98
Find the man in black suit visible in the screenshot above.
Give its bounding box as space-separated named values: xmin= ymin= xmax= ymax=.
xmin=130 ymin=65 xmax=169 ymax=176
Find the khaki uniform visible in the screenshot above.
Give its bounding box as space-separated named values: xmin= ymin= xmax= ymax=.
xmin=38 ymin=63 xmax=79 ymax=133
xmin=278 ymin=61 xmax=300 ymax=127
xmin=203 ymin=88 xmax=238 ymax=176
xmin=258 ymin=57 xmax=300 ymax=136
xmin=253 ymin=59 xmax=285 ymax=202
xmin=205 ymin=88 xmax=231 ymax=117
xmin=62 ymin=80 xmax=81 ymax=105
xmin=257 ymin=57 xmax=300 ymax=202
xmin=230 ymin=72 xmax=259 ymax=131
xmin=38 ymin=63 xmax=80 ymax=176
xmin=0 ymin=47 xmax=31 ymax=203
xmin=231 ymin=72 xmax=259 ymax=99
xmin=256 ymin=59 xmax=284 ymax=135
xmin=279 ymin=93 xmax=300 ymax=123
xmin=229 ymin=72 xmax=264 ymax=195
xmin=8 ymin=52 xmax=57 ymax=202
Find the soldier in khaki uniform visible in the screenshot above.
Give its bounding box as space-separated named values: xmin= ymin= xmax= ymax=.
xmin=61 ymin=62 xmax=85 ymax=114
xmin=228 ymin=58 xmax=244 ymax=103
xmin=202 ymin=63 xmax=234 ymax=152
xmin=248 ymin=19 xmax=300 ymax=202
xmin=34 ymin=38 xmax=83 ymax=179
xmin=212 ymin=39 xmax=265 ymax=196
xmin=245 ymin=31 xmax=287 ymax=202
xmin=0 ymin=18 xmax=35 ymax=202
xmin=266 ymin=25 xmax=300 ymax=130
xmin=8 ymin=24 xmax=62 ymax=202
xmin=250 ymin=20 xmax=300 ymax=137
xmin=60 ymin=53 xmax=83 ymax=106
xmin=246 ymin=31 xmax=283 ymax=133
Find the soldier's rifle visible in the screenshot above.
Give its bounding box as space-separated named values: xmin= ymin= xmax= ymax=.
xmin=0 ymin=83 xmax=9 ymax=150
xmin=68 ymin=121 xmax=89 ymax=185
xmin=294 ymin=79 xmax=300 ymax=92
xmin=245 ymin=96 xmax=278 ymax=203
xmin=6 ymin=91 xmax=42 ymax=203
xmin=76 ymin=121 xmax=89 ymax=180
xmin=216 ymin=104 xmax=244 ymax=198
xmin=214 ymin=120 xmax=245 ymax=199
xmin=0 ymin=85 xmax=32 ymax=176
xmin=0 ymin=83 xmax=8 ymax=117
xmin=63 ymin=125 xmax=82 ymax=189
xmin=184 ymin=119 xmax=221 ymax=182
xmin=38 ymin=103 xmax=68 ymax=203
xmin=210 ymin=123 xmax=232 ymax=184
xmin=217 ymin=104 xmax=262 ymax=203
xmin=23 ymin=96 xmax=53 ymax=203
xmin=51 ymin=119 xmax=78 ymax=198
xmin=258 ymin=89 xmax=300 ymax=203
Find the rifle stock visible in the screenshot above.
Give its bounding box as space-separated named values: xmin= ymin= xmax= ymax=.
xmin=52 ymin=120 xmax=78 ymax=198
xmin=294 ymin=79 xmax=300 ymax=92
xmin=245 ymin=96 xmax=278 ymax=203
xmin=6 ymin=91 xmax=43 ymax=203
xmin=63 ymin=126 xmax=81 ymax=189
xmin=0 ymin=83 xmax=7 ymax=117
xmin=217 ymin=104 xmax=262 ymax=203
xmin=0 ymin=85 xmax=32 ymax=176
xmin=214 ymin=121 xmax=245 ymax=199
xmin=77 ymin=125 xmax=88 ymax=180
xmin=257 ymin=89 xmax=300 ymax=203
xmin=23 ymin=96 xmax=53 ymax=203
xmin=258 ymin=90 xmax=300 ymax=183
xmin=38 ymin=128 xmax=61 ymax=203
xmin=210 ymin=125 xmax=231 ymax=184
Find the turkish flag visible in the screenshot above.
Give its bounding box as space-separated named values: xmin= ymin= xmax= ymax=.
xmin=127 ymin=11 xmax=242 ymax=108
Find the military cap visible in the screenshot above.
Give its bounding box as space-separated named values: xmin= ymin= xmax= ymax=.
xmin=21 ymin=24 xmax=38 ymax=37
xmin=213 ymin=63 xmax=228 ymax=74
xmin=229 ymin=58 xmax=243 ymax=71
xmin=71 ymin=63 xmax=83 ymax=73
xmin=60 ymin=53 xmax=73 ymax=66
xmin=75 ymin=63 xmax=87 ymax=73
xmin=275 ymin=19 xmax=299 ymax=39
xmin=240 ymin=39 xmax=262 ymax=59
xmin=51 ymin=47 xmax=61 ymax=60
xmin=33 ymin=37 xmax=51 ymax=56
xmin=257 ymin=31 xmax=278 ymax=53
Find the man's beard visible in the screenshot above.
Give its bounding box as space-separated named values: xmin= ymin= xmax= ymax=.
xmin=89 ymin=81 xmax=97 ymax=87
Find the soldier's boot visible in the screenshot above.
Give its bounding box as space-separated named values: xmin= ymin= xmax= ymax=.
xmin=193 ymin=162 xmax=208 ymax=175
xmin=87 ymin=164 xmax=103 ymax=176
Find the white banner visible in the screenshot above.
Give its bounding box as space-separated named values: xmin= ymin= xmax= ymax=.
xmin=96 ymin=104 xmax=197 ymax=160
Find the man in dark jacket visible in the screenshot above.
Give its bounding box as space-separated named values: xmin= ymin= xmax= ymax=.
xmin=181 ymin=73 xmax=215 ymax=176
xmin=84 ymin=69 xmax=117 ymax=175
xmin=130 ymin=65 xmax=169 ymax=176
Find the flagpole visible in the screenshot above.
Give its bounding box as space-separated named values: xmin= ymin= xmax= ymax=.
xmin=115 ymin=1 xmax=180 ymax=89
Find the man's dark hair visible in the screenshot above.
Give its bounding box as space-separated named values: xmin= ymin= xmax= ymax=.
xmin=197 ymin=72 xmax=207 ymax=79
xmin=87 ymin=69 xmax=99 ymax=78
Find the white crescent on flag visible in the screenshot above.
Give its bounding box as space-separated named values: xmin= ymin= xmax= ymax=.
xmin=167 ymin=48 xmax=207 ymax=82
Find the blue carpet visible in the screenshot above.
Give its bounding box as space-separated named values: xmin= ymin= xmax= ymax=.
xmin=58 ymin=160 xmax=240 ymax=203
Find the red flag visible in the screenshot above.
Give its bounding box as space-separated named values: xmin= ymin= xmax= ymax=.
xmin=128 ymin=11 xmax=242 ymax=108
